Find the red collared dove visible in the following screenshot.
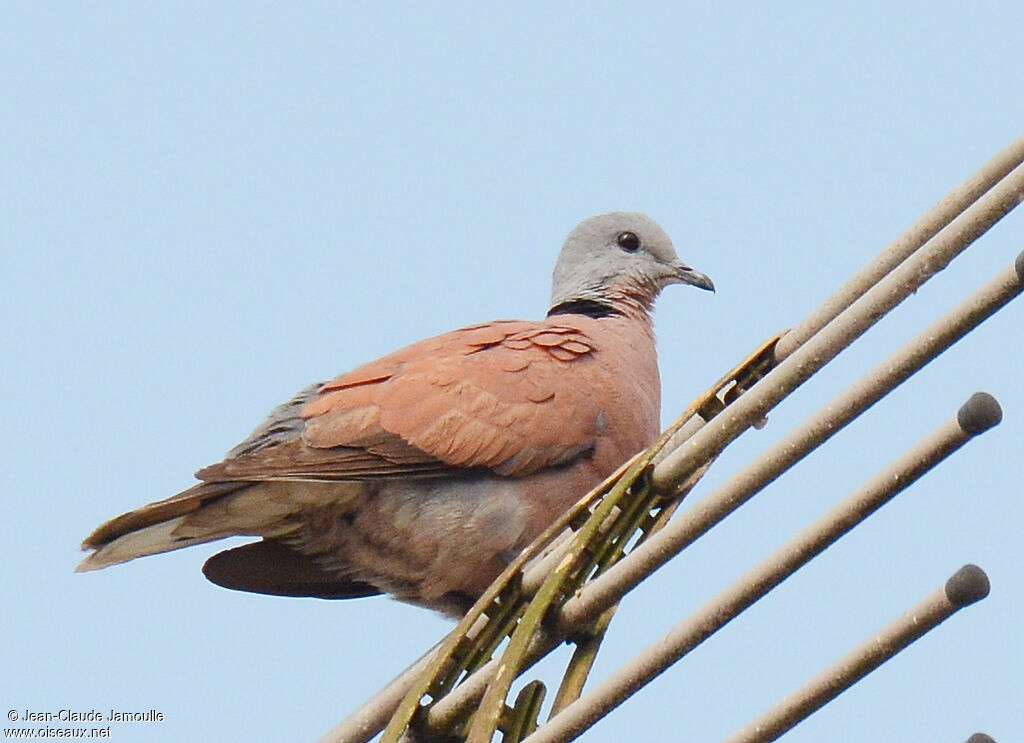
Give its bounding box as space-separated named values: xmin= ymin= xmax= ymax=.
xmin=78 ymin=212 xmax=713 ymax=615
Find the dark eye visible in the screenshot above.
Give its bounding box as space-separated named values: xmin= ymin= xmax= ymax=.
xmin=616 ymin=231 xmax=641 ymax=252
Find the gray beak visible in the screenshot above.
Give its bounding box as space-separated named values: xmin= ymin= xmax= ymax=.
xmin=673 ymin=261 xmax=715 ymax=292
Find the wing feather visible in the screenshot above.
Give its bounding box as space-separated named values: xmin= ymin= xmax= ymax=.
xmin=357 ymin=321 xmax=603 ymax=475
xmin=208 ymin=318 xmax=607 ymax=482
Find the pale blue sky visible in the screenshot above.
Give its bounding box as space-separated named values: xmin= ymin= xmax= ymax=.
xmin=3 ymin=3 xmax=1022 ymax=742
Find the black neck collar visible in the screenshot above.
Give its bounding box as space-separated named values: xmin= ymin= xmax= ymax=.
xmin=546 ymin=299 xmax=622 ymax=319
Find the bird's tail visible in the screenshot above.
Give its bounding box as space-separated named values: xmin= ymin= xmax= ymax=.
xmin=76 ymin=480 xmax=300 ymax=572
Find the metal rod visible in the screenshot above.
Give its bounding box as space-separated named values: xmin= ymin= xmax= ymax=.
xmin=318 ymin=610 xmax=494 ymax=743
xmin=320 ymin=136 xmax=1024 ymax=743
xmin=416 ymin=253 xmax=1022 ymax=734
xmin=558 ymin=252 xmax=1022 ymax=630
xmin=522 ymin=395 xmax=1001 ymax=743
xmin=774 ymin=132 xmax=1024 ymax=360
xmin=721 ymin=565 xmax=991 ymax=743
xmin=652 ymin=160 xmax=1024 ymax=492
xmin=316 ymin=644 xmax=441 ymax=743
xmin=655 ymin=133 xmax=1024 ymax=466
xmin=425 ymin=629 xmax=560 ymax=733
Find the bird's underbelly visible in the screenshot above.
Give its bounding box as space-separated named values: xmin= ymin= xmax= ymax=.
xmin=289 ymin=465 xmax=602 ymax=614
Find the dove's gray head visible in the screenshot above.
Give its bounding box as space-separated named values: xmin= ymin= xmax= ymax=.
xmin=549 ymin=212 xmax=713 ymax=315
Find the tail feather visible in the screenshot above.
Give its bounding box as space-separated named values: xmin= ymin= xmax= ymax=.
xmin=81 ymin=481 xmax=249 ymax=550
xmin=78 ymin=479 xmax=364 ymax=574
xmin=77 ymin=480 xmax=255 ymax=572
xmin=76 ymin=516 xmax=214 ymax=572
xmin=202 ymin=540 xmax=382 ymax=599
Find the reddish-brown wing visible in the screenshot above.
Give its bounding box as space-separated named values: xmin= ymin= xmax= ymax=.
xmin=201 ymin=319 xmax=606 ymax=482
